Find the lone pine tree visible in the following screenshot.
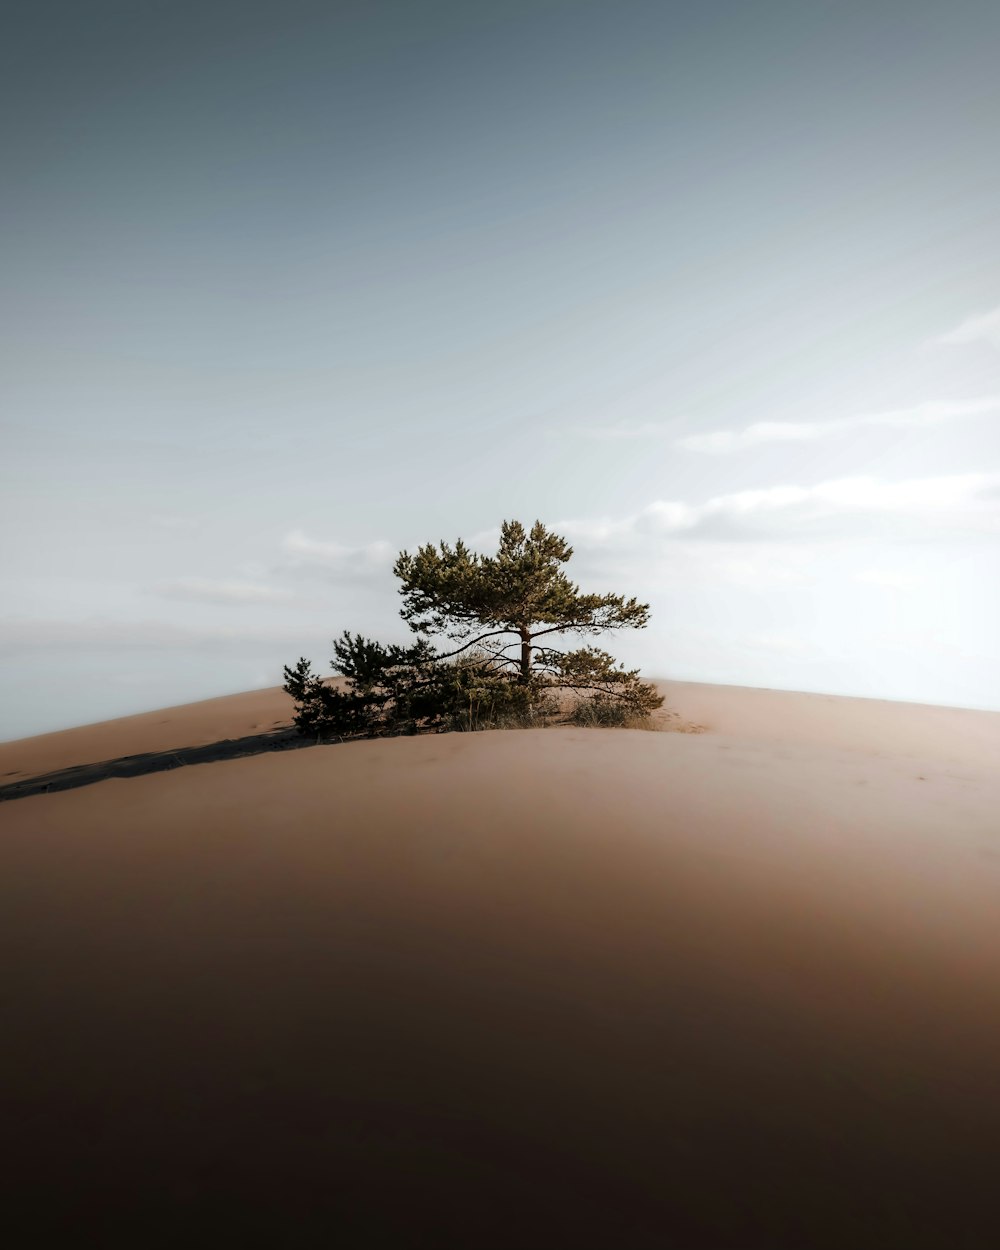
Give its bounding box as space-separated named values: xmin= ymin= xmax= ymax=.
xmin=284 ymin=520 xmax=663 ymax=737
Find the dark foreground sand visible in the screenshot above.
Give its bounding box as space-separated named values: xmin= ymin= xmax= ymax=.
xmin=2 ymin=682 xmax=999 ymax=1247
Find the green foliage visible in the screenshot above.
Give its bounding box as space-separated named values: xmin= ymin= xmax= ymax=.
xmin=436 ymin=651 xmax=559 ymax=732
xmin=331 ymin=630 xmax=442 ymax=731
xmin=536 ymin=645 xmax=664 ymax=715
xmin=281 ymin=657 xmax=376 ymax=739
xmin=393 ymin=520 xmax=651 ymax=645
xmin=284 ymin=519 xmax=663 ymax=738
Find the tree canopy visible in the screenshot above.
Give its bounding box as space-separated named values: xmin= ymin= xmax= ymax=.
xmin=284 ymin=520 xmax=662 ymax=738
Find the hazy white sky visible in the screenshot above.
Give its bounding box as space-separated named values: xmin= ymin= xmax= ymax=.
xmin=2 ymin=0 xmax=999 ymax=738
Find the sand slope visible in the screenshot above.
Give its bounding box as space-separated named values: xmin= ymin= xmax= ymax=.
xmin=2 ymin=683 xmax=999 ymax=1246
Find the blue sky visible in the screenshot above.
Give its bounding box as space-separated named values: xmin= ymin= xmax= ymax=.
xmin=2 ymin=0 xmax=999 ymax=738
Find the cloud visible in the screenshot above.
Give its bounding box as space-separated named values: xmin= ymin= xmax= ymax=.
xmin=143 ymin=534 xmax=399 ymax=609
xmin=281 ymin=529 xmax=394 ymax=570
xmin=573 ymin=421 xmax=674 ymax=441
xmin=0 ymin=619 xmax=333 ymax=653
xmin=556 ymin=471 xmax=1000 ymax=546
xmin=154 ymin=578 xmax=292 ymax=604
xmin=676 ymin=396 xmax=1000 ymax=453
xmin=855 ymin=568 xmax=922 ymax=591
xmin=936 ymin=305 xmax=1000 ymax=349
xmin=707 ymin=552 xmax=815 ymax=587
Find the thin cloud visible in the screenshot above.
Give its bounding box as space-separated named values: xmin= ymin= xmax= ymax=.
xmin=856 ymin=568 xmax=922 ymax=591
xmin=574 ymin=421 xmax=675 ymax=441
xmin=282 ymin=529 xmax=394 ymax=569
xmin=676 ymin=397 xmax=1000 ymax=453
xmin=557 ymin=471 xmax=1000 ymax=545
xmin=936 ymin=305 xmax=1000 ymax=349
xmin=154 ymin=578 xmax=292 ymax=604
xmin=0 ymin=619 xmax=332 ymax=652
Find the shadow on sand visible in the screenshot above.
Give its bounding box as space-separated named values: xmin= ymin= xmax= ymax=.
xmin=0 ymin=728 xmax=323 ymax=803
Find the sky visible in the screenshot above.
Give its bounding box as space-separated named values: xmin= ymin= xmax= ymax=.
xmin=2 ymin=0 xmax=999 ymax=739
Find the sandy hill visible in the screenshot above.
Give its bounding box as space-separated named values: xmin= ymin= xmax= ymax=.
xmin=2 ymin=681 xmax=999 ymax=1247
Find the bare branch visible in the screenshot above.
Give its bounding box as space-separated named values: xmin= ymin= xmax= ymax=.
xmin=433 ymin=629 xmax=521 ymax=661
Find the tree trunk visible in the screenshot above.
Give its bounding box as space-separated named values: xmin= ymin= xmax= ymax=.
xmin=520 ymin=631 xmax=531 ymax=683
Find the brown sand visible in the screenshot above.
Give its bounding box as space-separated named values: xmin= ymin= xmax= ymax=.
xmin=2 ymin=682 xmax=999 ymax=1246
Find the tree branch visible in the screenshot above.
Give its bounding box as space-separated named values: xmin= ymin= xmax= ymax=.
xmin=528 ymin=622 xmax=591 ymax=640
xmin=433 ymin=629 xmax=521 ymax=661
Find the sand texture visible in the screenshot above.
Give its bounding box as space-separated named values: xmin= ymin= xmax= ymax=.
xmin=2 ymin=681 xmax=999 ymax=1246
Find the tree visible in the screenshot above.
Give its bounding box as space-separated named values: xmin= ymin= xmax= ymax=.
xmin=284 ymin=519 xmax=662 ymax=737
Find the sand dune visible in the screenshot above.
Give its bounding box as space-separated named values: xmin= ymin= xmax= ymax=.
xmin=2 ymin=682 xmax=999 ymax=1246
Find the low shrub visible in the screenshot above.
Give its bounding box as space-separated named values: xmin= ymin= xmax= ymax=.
xmin=565 ymin=693 xmax=662 ymax=730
